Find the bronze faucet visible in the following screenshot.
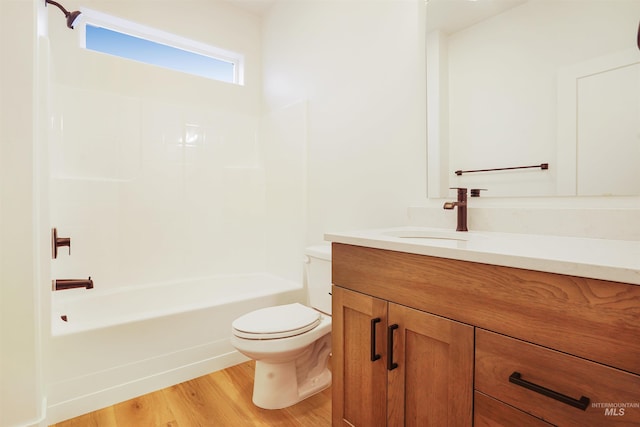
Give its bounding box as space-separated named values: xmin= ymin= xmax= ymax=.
xmin=443 ymin=188 xmax=468 ymax=231
xmin=443 ymin=188 xmax=485 ymax=232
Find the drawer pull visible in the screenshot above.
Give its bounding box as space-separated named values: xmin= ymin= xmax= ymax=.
xmin=509 ymin=372 xmax=590 ymax=411
xmin=370 ymin=318 xmax=381 ymax=362
xmin=387 ymin=324 xmax=399 ymax=371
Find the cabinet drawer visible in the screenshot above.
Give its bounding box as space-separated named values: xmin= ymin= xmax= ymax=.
xmin=474 ymin=391 xmax=553 ymax=427
xmin=475 ymin=329 xmax=640 ymax=426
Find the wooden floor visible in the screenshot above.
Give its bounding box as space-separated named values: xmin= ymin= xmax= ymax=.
xmin=50 ymin=361 xmax=331 ymax=427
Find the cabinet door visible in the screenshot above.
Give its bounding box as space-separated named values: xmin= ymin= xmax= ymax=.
xmin=332 ymin=286 xmax=387 ymax=427
xmin=387 ymin=303 xmax=473 ymax=427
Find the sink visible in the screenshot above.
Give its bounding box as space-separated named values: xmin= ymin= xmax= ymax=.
xmin=382 ymin=228 xmax=469 ymax=241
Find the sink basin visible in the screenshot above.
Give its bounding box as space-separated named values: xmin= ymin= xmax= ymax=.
xmin=382 ymin=229 xmax=469 ymax=241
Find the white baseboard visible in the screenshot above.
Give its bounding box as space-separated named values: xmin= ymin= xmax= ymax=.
xmin=47 ymin=346 xmax=248 ymax=425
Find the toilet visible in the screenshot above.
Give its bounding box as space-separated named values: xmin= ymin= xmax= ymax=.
xmin=230 ymin=245 xmax=332 ymax=410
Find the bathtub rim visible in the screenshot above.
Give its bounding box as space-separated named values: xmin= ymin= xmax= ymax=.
xmin=51 ymin=272 xmax=304 ymax=337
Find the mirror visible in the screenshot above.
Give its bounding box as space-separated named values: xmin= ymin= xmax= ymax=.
xmin=426 ymin=0 xmax=640 ymax=198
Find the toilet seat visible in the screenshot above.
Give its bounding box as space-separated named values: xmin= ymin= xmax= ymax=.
xmin=232 ymin=303 xmax=321 ymax=340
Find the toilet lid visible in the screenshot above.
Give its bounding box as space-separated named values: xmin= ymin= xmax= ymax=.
xmin=232 ymin=303 xmax=321 ymax=339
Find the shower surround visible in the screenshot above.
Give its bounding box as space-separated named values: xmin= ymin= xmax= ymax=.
xmin=46 ymin=1 xmax=308 ymax=423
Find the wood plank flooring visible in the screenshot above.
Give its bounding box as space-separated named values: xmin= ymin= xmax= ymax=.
xmin=50 ymin=361 xmax=331 ymax=427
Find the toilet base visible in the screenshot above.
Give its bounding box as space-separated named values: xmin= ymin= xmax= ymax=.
xmin=252 ymin=334 xmax=332 ymax=409
xmin=253 ymin=360 xmax=331 ymax=409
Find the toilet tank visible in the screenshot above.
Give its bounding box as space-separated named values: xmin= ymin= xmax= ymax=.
xmin=304 ymin=244 xmax=332 ymax=315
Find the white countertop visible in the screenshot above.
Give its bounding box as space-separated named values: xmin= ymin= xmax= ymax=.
xmin=325 ymin=227 xmax=640 ymax=285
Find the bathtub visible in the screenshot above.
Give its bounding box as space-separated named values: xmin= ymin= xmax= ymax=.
xmin=47 ymin=273 xmax=305 ymax=424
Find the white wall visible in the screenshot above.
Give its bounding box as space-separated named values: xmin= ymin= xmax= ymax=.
xmin=262 ymin=0 xmax=427 ymax=245
xmin=48 ymin=1 xmax=266 ymax=289
xmin=263 ymin=100 xmax=309 ymax=282
xmin=0 ymin=1 xmax=48 ymax=426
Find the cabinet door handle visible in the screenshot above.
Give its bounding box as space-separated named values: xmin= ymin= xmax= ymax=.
xmin=509 ymin=372 xmax=590 ymax=410
xmin=370 ymin=318 xmax=381 ymax=362
xmin=387 ymin=324 xmax=399 ymax=371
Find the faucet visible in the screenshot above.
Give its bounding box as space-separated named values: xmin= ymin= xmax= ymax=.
xmin=53 ymin=277 xmax=94 ymax=291
xmin=443 ymin=188 xmax=485 ymax=232
xmin=443 ymin=188 xmax=469 ymax=232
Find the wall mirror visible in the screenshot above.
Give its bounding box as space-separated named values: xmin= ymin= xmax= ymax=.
xmin=426 ymin=0 xmax=640 ymax=198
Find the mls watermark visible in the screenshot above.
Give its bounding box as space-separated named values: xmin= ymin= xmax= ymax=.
xmin=592 ymin=402 xmax=639 ymax=416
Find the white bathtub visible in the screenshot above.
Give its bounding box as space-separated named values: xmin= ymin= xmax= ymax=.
xmin=47 ymin=273 xmax=305 ymax=424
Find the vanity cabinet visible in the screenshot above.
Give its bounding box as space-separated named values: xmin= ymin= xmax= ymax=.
xmin=331 ymin=243 xmax=640 ymax=426
xmin=331 ymin=286 xmax=473 ymax=426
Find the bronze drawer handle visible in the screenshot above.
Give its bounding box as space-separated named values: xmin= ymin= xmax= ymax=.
xmin=370 ymin=318 xmax=381 ymax=362
xmin=509 ymin=372 xmax=590 ymax=410
xmin=387 ymin=324 xmax=399 ymax=371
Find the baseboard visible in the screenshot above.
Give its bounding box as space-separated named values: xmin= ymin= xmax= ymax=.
xmin=11 ymin=397 xmax=48 ymax=427
xmin=47 ymin=347 xmax=248 ymax=425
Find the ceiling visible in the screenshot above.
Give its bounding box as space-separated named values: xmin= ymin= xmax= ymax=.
xmin=224 ymin=0 xmax=527 ymax=32
xmin=224 ymin=0 xmax=276 ymax=15
xmin=426 ymin=0 xmax=526 ymax=33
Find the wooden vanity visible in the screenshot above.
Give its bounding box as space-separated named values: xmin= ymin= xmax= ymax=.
xmin=329 ymin=234 xmax=640 ymax=426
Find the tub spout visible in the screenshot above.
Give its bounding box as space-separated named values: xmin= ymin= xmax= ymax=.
xmin=53 ymin=277 xmax=94 ymax=291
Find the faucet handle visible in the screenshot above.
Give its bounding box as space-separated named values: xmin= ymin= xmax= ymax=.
xmin=52 ymin=227 xmax=71 ymax=259
xmin=470 ymin=188 xmax=487 ymax=197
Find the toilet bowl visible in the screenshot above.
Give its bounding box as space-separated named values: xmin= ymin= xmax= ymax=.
xmin=230 ymin=245 xmax=332 ymax=409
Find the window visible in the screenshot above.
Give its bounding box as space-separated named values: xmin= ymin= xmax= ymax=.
xmin=78 ymin=9 xmax=244 ymax=84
